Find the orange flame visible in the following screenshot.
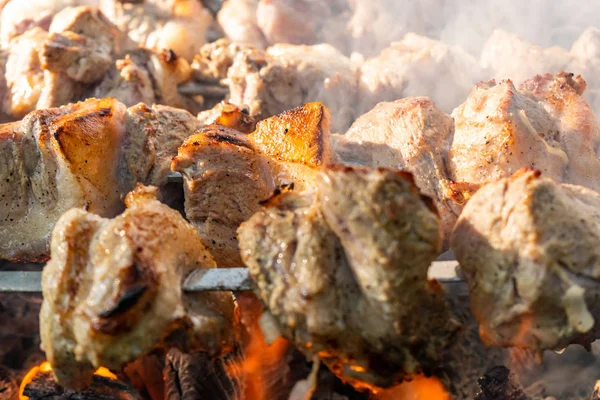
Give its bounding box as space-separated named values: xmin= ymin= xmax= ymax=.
xmin=228 ymin=292 xmax=290 ymax=400
xmin=19 ymin=362 xmax=116 ymax=400
xmin=374 ymin=375 xmax=451 ymax=400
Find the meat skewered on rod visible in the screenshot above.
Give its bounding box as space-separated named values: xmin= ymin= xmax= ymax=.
xmin=0 ymin=260 xmax=464 ymax=292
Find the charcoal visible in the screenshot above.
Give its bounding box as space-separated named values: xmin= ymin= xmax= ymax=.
xmin=22 ymin=372 xmax=142 ymax=400
xmin=475 ymin=366 xmax=530 ymax=400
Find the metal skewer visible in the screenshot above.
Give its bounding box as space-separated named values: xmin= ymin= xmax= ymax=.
xmin=0 ymin=260 xmax=463 ymax=293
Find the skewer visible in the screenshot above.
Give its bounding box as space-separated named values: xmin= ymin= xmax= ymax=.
xmin=177 ymin=83 xmax=229 ymax=98
xmin=0 ymin=260 xmax=463 ymax=293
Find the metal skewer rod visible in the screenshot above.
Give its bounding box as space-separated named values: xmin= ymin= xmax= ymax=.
xmin=0 ymin=260 xmax=463 ymax=293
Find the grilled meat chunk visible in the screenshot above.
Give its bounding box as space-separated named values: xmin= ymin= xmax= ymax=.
xmin=172 ymin=125 xmax=274 ymax=268
xmin=448 ymin=78 xmax=568 ymax=185
xmin=0 ymin=97 xmax=200 ymax=261
xmin=520 ymin=72 xmax=600 ymax=192
xmin=2 ymin=28 xmax=46 ymax=118
xmin=335 ymin=97 xmax=465 ymax=248
xmin=99 ymin=0 xmax=213 ymax=61
xmin=0 ymin=0 xmax=95 ymax=46
xmin=450 ymin=72 xmax=600 ymax=193
xmin=452 ymin=169 xmax=600 ymax=353
xmin=238 ymin=166 xmax=458 ymax=389
xmin=40 ymin=185 xmax=237 ymax=389
xmin=226 ymin=43 xmax=357 ymax=133
xmin=172 ymin=102 xmax=330 ymax=267
xmin=216 ymin=0 xmax=267 ymax=49
xmin=0 ymin=98 xmax=127 ymax=261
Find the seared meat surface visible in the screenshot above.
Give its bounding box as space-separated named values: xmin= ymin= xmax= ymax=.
xmin=452 ymin=169 xmax=600 ymax=353
xmin=0 ymin=97 xmax=201 ymax=261
xmin=40 ymin=184 xmax=237 ymax=389
xmin=226 ymin=43 xmax=357 ymax=133
xmin=0 ymin=5 xmax=201 ymax=120
xmin=0 ymin=98 xmax=127 ymax=261
xmin=520 ymin=72 xmax=600 ymax=192
xmin=172 ymin=102 xmax=331 ymax=267
xmin=335 ymin=97 xmax=465 ymax=248
xmin=238 ymin=166 xmax=459 ymax=389
xmin=448 ymin=78 xmax=568 ymax=185
xmin=450 ymin=72 xmax=600 ymax=194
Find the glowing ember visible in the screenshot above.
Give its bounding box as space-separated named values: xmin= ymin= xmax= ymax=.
xmin=19 ymin=361 xmax=116 ymax=400
xmin=374 ymin=375 xmax=451 ymax=400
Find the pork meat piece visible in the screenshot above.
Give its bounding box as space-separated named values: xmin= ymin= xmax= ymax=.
xmin=448 ymin=78 xmax=568 ymax=185
xmin=196 ymin=101 xmax=256 ymax=133
xmin=93 ymin=48 xmax=200 ymax=113
xmin=121 ymin=102 xmax=203 ymax=193
xmin=452 ymin=169 xmax=600 ymax=353
xmin=238 ymin=166 xmax=459 ymax=389
xmin=0 ymin=98 xmax=127 ymax=261
xmin=99 ymin=0 xmax=213 ymax=61
xmin=334 ymin=97 xmax=466 ymax=248
xmin=255 ymin=0 xmax=349 ymax=52
xmin=172 ymin=102 xmax=331 ymax=267
xmin=227 ymin=43 xmax=357 ymax=133
xmin=0 ymin=97 xmax=201 ymax=261
xmin=36 ymin=6 xmax=135 ymax=110
xmin=520 ymin=72 xmax=600 ymax=192
xmin=358 ymin=33 xmax=484 ymax=116
xmin=216 ymin=0 xmax=267 ymax=49
xmin=0 ymin=0 xmax=96 ymax=46
xmin=2 ymin=28 xmax=47 ymax=119
xmin=40 ymin=184 xmax=237 ymax=389
xmin=192 ymin=38 xmax=248 ymax=83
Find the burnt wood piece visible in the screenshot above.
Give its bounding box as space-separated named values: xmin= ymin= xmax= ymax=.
xmin=22 ymin=372 xmax=142 ymax=400
xmin=474 ymin=366 xmax=531 ymax=400
xmin=164 ymin=348 xmax=238 ymax=400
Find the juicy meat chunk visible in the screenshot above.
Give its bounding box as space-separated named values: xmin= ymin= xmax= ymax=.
xmin=3 ymin=28 xmax=47 ymax=118
xmin=172 ymin=125 xmax=274 ymax=268
xmin=335 ymin=97 xmax=464 ymax=248
xmin=216 ymin=0 xmax=267 ymax=49
xmin=0 ymin=0 xmax=95 ymax=46
xmin=452 ymin=169 xmax=600 ymax=353
xmin=450 ymin=72 xmax=600 ymax=194
xmin=238 ymin=166 xmax=458 ymax=389
xmin=255 ymin=0 xmax=349 ymax=52
xmin=357 ymin=33 xmax=484 ymax=115
xmin=99 ymin=0 xmax=214 ymax=61
xmin=227 ymin=43 xmax=357 ymax=133
xmin=0 ymin=97 xmax=201 ymax=261
xmin=94 ymin=48 xmax=198 ymax=113
xmin=172 ymin=102 xmax=331 ymax=267
xmin=0 ymin=98 xmax=127 ymax=261
xmin=40 ymin=185 xmax=237 ymax=389
xmin=520 ymin=72 xmax=600 ymax=192
xmin=121 ymin=102 xmax=202 ymax=191
xmin=448 ymin=78 xmax=568 ymax=185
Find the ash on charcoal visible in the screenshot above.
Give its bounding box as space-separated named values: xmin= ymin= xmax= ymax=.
xmin=22 ymin=372 xmax=142 ymax=400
